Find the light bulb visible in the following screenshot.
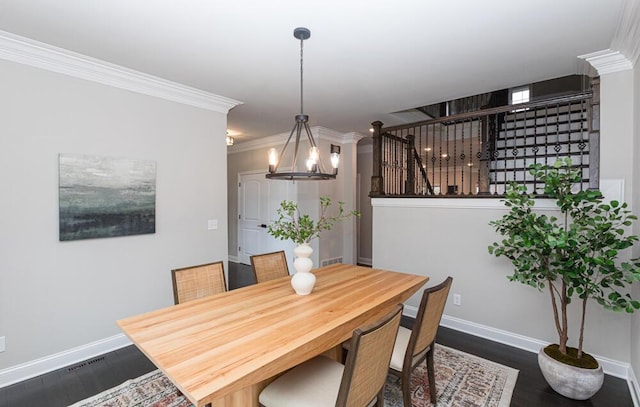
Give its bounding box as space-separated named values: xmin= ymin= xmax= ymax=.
xmin=330 ymin=152 xmax=340 ymax=169
xmin=306 ymin=158 xmax=317 ymax=172
xmin=268 ymin=148 xmax=278 ymax=173
xmin=330 ymin=144 xmax=341 ymax=173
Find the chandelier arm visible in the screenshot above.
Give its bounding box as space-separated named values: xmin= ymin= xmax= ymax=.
xmin=292 ymin=121 xmax=304 ymax=172
xmin=303 ymin=121 xmax=317 ymax=148
xmin=272 ymin=123 xmax=299 ymax=174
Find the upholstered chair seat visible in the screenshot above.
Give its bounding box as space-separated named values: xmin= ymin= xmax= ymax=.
xmin=259 ymin=304 xmax=403 ymax=407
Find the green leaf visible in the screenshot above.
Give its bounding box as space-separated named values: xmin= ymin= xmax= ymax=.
xmin=488 ymin=158 xmax=640 ymax=349
xmin=267 ymin=197 xmax=359 ymax=245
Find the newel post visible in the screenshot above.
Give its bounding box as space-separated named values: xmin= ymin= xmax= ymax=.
xmin=370 ymin=121 xmax=384 ymax=196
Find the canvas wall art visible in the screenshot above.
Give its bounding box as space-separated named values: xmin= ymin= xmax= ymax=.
xmin=59 ymin=153 xmax=157 ymax=241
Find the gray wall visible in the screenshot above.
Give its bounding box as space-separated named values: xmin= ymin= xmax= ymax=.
xmin=356 ymin=143 xmax=373 ymax=265
xmin=373 ymin=67 xmax=638 ymax=369
xmin=373 ymin=199 xmax=632 ymax=363
xmin=227 ymin=147 xmax=266 ymax=259
xmin=632 ymin=46 xmax=640 ymax=386
xmin=0 ymin=58 xmax=230 ymax=369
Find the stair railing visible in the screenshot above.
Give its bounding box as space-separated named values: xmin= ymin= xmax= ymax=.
xmin=370 ymin=80 xmax=599 ymax=198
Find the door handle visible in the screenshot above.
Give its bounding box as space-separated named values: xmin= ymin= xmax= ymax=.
xmin=260 ymin=224 xmax=267 ymax=228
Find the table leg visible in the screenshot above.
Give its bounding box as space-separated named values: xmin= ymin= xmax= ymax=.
xmin=322 ymin=344 xmax=344 ymax=362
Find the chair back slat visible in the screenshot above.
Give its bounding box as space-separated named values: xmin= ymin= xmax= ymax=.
xmin=171 ymin=261 xmax=226 ymax=304
xmin=250 ymin=251 xmax=289 ymax=283
xmin=338 ymin=304 xmax=403 ymax=407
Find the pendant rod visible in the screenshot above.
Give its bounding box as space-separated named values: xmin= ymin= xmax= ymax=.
xmin=299 ymin=32 xmax=304 ymax=115
xmin=294 ymin=27 xmax=310 ymax=115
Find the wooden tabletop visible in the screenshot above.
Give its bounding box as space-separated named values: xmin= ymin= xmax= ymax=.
xmin=117 ymin=263 xmax=428 ymax=407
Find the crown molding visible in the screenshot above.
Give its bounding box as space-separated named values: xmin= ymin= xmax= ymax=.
xmin=578 ymin=49 xmax=633 ymax=75
xmin=611 ymin=0 xmax=640 ymax=67
xmin=228 ymin=126 xmax=365 ymax=154
xmin=315 ymin=127 xmax=365 ymax=145
xmin=0 ymin=30 xmax=242 ymax=113
xmin=340 ymin=131 xmax=366 ymax=145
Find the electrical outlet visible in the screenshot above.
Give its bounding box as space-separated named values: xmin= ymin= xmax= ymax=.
xmin=453 ymin=294 xmax=461 ymax=306
xmin=0 ymin=336 xmax=5 ymax=352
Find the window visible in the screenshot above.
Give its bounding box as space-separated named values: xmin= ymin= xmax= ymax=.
xmin=510 ymin=86 xmax=530 ymax=105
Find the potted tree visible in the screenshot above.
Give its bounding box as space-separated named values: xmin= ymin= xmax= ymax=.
xmin=488 ymin=157 xmax=640 ymax=399
xmin=268 ymin=196 xmax=359 ymax=295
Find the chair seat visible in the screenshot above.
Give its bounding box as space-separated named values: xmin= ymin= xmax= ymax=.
xmin=261 ymin=305 xmax=403 ymax=407
xmin=390 ymin=326 xmax=411 ymax=370
xmin=390 ymin=326 xmax=431 ymax=372
xmin=344 ymin=326 xmax=415 ymax=370
xmin=259 ymin=356 xmax=344 ymax=407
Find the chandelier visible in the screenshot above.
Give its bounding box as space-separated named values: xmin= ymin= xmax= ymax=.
xmin=266 ymin=27 xmax=340 ymax=180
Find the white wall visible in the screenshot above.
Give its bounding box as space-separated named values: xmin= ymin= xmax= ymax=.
xmin=0 ymin=58 xmax=231 ymax=371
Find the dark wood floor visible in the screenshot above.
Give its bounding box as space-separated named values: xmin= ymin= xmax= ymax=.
xmin=0 ymin=263 xmax=633 ymax=407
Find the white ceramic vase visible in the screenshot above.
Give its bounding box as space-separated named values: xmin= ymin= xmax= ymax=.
xmin=538 ymin=347 xmax=604 ymax=400
xmin=291 ymin=243 xmax=315 ymax=295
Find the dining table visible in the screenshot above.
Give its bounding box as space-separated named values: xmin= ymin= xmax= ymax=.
xmin=117 ymin=263 xmax=428 ymax=407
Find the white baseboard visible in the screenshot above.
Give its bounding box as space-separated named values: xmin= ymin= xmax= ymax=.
xmin=438 ymin=314 xmax=631 ymax=380
xmin=628 ymin=366 xmax=640 ymax=407
xmin=403 ymin=304 xmax=419 ymax=319
xmin=228 ymin=254 xmax=239 ymax=263
xmin=0 ymin=334 xmax=131 ymax=388
xmin=2 ymin=313 xmax=638 ymax=404
xmin=357 ymin=257 xmax=372 ymax=266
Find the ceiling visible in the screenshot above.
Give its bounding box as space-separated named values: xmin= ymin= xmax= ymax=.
xmin=0 ymin=1 xmax=626 ymax=144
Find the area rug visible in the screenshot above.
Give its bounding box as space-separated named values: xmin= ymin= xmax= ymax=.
xmin=69 ymin=344 xmax=518 ymax=407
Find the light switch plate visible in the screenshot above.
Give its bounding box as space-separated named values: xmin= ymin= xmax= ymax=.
xmin=207 ymin=219 xmax=218 ymax=230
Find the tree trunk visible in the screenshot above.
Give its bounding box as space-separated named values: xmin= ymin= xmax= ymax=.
xmin=578 ymin=294 xmax=588 ymax=358
xmin=548 ymin=278 xmax=568 ymax=354
xmin=559 ymin=280 xmax=569 ymax=354
xmin=549 ymin=280 xmax=561 ymax=336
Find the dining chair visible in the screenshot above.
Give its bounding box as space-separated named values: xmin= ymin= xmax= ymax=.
xmin=250 ymin=250 xmax=290 ymax=283
xmin=171 ymin=261 xmax=227 ymax=304
xmin=389 ymin=276 xmax=453 ymax=406
xmin=259 ymin=304 xmax=403 ymax=407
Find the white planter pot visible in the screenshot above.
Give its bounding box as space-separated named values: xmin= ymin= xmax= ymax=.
xmin=538 ymin=347 xmax=604 ymax=400
xmin=291 ymin=243 xmax=315 ymax=295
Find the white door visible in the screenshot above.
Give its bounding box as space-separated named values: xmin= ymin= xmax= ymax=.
xmin=238 ymin=172 xmax=296 ymax=268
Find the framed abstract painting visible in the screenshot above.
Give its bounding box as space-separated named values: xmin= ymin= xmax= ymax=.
xmin=59 ymin=153 xmax=157 ymax=241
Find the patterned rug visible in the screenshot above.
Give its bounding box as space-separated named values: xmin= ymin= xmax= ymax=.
xmin=70 ymin=345 xmax=518 ymax=407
